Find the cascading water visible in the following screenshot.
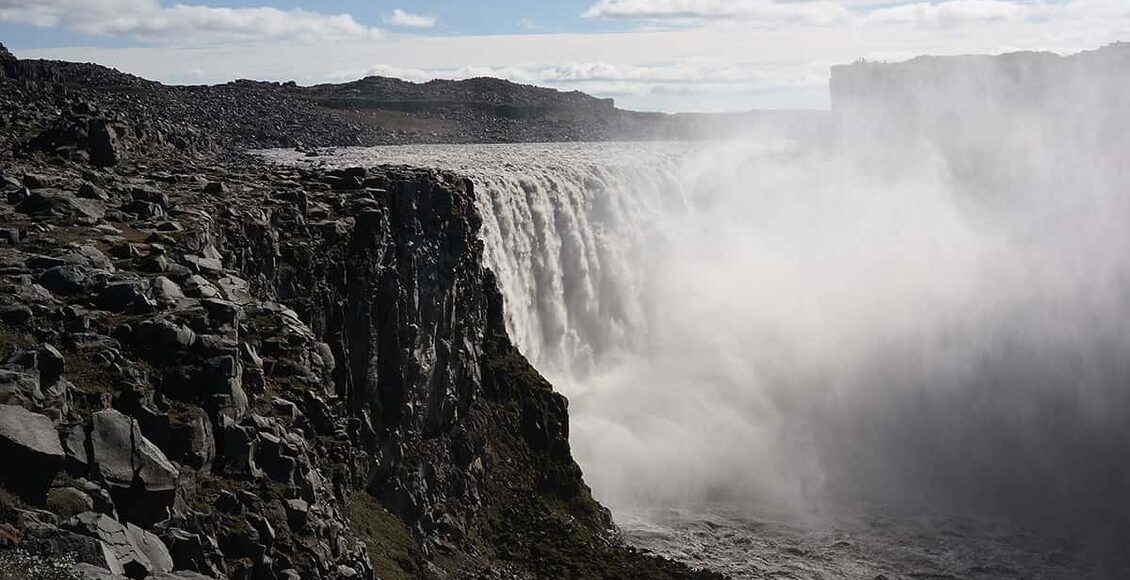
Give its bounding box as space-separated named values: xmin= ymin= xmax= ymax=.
xmin=262 ymin=139 xmax=1130 ymax=579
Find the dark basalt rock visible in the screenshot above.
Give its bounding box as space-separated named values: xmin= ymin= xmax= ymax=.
xmin=16 ymin=189 xmax=105 ymax=220
xmin=88 ymin=409 xmax=180 ymax=526
xmin=63 ymin=511 xmax=173 ymax=578
xmin=88 ymin=118 xmax=123 ymax=167
xmin=0 ymin=404 xmax=64 ymax=502
xmin=0 ymin=49 xmax=725 ymax=579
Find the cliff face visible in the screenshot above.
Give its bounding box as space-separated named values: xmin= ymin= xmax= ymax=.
xmin=0 ymin=43 xmax=719 ymax=580
xmin=830 ymin=43 xmax=1130 ymax=196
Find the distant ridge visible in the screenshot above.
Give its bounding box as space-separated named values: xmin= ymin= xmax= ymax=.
xmin=0 ymin=41 xmax=827 ymax=148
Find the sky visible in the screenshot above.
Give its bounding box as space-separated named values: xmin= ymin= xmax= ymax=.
xmin=1 ymin=0 xmax=1128 ymax=112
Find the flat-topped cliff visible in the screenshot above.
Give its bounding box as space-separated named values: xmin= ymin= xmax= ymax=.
xmin=0 ymin=42 xmax=724 ymax=580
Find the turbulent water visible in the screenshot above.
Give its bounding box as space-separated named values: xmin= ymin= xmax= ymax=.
xmin=261 ymin=141 xmax=1130 ymax=579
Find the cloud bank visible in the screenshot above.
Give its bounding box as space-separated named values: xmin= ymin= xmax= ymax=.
xmin=0 ymin=0 xmax=381 ymax=43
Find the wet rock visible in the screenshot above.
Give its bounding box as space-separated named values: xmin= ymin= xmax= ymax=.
xmin=0 ymin=404 xmax=64 ymax=502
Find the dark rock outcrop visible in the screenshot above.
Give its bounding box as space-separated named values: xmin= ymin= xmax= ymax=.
xmin=0 ymin=404 xmax=64 ymax=502
xmin=0 ymin=43 xmax=724 ymax=580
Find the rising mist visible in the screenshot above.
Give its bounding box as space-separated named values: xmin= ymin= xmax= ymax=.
xmin=487 ymin=45 xmax=1130 ymax=546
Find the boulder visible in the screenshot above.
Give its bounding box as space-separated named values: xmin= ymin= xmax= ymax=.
xmin=0 ymin=404 xmax=64 ymax=502
xmin=16 ymin=190 xmax=106 ymax=220
xmin=219 ymin=416 xmax=261 ymax=479
xmin=0 ymin=303 xmax=32 ymax=326
xmin=64 ymin=511 xmax=173 ymax=578
xmin=169 ymin=413 xmax=214 ymax=471
xmin=126 ymin=523 xmax=175 ymax=576
xmin=88 ymin=119 xmax=124 ymax=168
xmin=88 ymin=409 xmax=179 ymax=526
xmin=150 ymin=276 xmax=185 ymax=306
xmin=162 ymin=527 xmax=223 ymax=578
xmin=38 ymin=265 xmax=90 ymax=295
xmin=78 ymin=182 xmax=111 ymax=201
xmin=97 ymin=280 xmax=154 ymax=312
xmin=46 ymin=486 xmax=95 ymax=519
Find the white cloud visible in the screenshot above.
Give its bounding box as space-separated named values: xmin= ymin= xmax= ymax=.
xmin=12 ymin=0 xmax=1130 ymax=111
xmin=383 ymin=8 xmax=437 ymax=29
xmin=867 ymin=0 xmax=1033 ymax=26
xmin=584 ymin=0 xmax=853 ymax=25
xmin=582 ymin=0 xmax=1075 ymax=28
xmin=0 ymin=0 xmax=381 ymax=43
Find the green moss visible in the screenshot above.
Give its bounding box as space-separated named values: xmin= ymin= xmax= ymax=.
xmin=348 ymin=491 xmax=432 ymax=580
xmin=44 ymin=489 xmax=88 ymax=521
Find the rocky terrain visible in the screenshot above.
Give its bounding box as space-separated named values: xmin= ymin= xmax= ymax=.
xmin=1 ymin=45 xmax=824 ymax=149
xmin=0 ymin=43 xmax=726 ymax=579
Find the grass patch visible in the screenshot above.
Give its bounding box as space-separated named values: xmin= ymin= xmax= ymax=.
xmin=348 ymin=491 xmax=432 ymax=580
xmin=0 ymin=326 xmax=34 ymax=359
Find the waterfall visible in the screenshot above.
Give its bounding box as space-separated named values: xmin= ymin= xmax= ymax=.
xmin=267 ymin=140 xmax=1130 ymax=539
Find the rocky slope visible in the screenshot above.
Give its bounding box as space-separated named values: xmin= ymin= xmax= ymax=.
xmin=0 ymin=44 xmax=724 ymax=579
xmin=2 ymin=46 xmax=824 ymax=148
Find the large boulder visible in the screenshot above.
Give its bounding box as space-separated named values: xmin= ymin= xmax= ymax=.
xmin=0 ymin=404 xmax=64 ymax=502
xmin=88 ymin=409 xmax=180 ymax=526
xmin=97 ymin=280 xmax=155 ymax=312
xmin=16 ymin=189 xmax=106 ymax=221
xmin=64 ymin=511 xmax=173 ymax=578
xmin=89 ymin=119 xmax=125 ymax=168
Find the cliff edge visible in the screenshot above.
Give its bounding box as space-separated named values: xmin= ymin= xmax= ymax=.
xmin=0 ymin=43 xmax=723 ymax=580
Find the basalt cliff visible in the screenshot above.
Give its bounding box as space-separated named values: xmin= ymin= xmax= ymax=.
xmin=0 ymin=45 xmax=722 ymax=580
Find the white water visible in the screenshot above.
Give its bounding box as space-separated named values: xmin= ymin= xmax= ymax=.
xmin=262 ymin=141 xmax=1130 ymax=578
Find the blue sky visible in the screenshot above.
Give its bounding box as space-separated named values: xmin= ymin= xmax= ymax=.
xmin=1 ymin=1 xmax=1127 ymax=112
xmin=0 ymin=0 xmax=640 ymax=48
